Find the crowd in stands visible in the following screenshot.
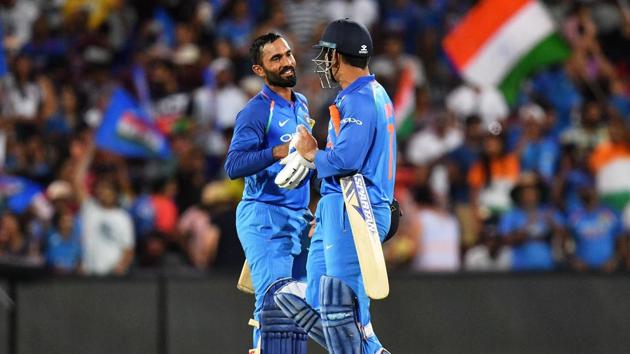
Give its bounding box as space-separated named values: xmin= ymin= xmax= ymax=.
xmin=0 ymin=0 xmax=629 ymax=276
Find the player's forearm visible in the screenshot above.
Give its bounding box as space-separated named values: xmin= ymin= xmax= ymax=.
xmin=313 ymin=149 xmax=361 ymax=178
xmin=224 ymin=147 xmax=275 ymax=179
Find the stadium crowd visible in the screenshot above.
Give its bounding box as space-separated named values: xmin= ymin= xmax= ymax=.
xmin=0 ymin=0 xmax=629 ymax=276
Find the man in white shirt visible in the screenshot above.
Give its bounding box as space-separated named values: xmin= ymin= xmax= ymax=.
xmin=73 ymin=140 xmax=134 ymax=276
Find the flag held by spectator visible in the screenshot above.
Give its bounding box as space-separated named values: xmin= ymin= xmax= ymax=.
xmin=443 ymin=0 xmax=570 ymax=104
xmin=393 ymin=63 xmax=415 ymax=141
xmin=590 ymin=143 xmax=630 ymax=212
xmin=0 ymin=176 xmax=43 ymax=214
xmin=96 ymin=88 xmax=172 ymax=159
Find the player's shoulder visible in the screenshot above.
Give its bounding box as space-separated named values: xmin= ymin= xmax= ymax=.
xmin=241 ymin=93 xmax=272 ymax=113
xmin=293 ymin=91 xmax=309 ymax=106
xmin=236 ymin=93 xmax=272 ymax=121
xmin=339 ymin=89 xmax=376 ymax=116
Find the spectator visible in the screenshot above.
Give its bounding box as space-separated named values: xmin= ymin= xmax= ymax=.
xmin=45 ymin=85 xmax=83 ymax=142
xmin=324 ymin=0 xmax=379 ymax=29
xmin=381 ymin=0 xmax=424 ymax=54
xmin=406 ymin=111 xmax=462 ymax=167
xmin=445 ymin=84 xmax=509 ymax=131
xmin=499 ymin=173 xmax=565 ymax=271
xmin=514 ymin=103 xmax=560 ymax=183
xmin=217 ymin=0 xmax=254 ymax=57
xmin=0 ymin=212 xmax=38 ymax=259
xmin=561 ymin=100 xmax=608 ymax=159
xmin=371 ymin=33 xmax=426 ymax=123
xmin=0 ymin=0 xmax=40 ymax=51
xmin=209 ymin=57 xmax=247 ymax=130
xmin=468 ymin=129 xmax=519 ymax=218
xmin=463 ymin=214 xmax=511 ymax=272
xmin=566 ymin=180 xmax=627 ymax=272
xmin=408 ymin=185 xmax=461 ymax=272
xmin=282 ymin=0 xmax=327 ymax=56
xmin=46 ymin=209 xmax=81 ymax=274
xmin=21 ymin=14 xmax=68 ymax=71
xmin=253 ymin=5 xmax=296 ymax=49
xmin=148 ymin=59 xmax=193 ymax=134
xmin=73 ymin=139 xmax=135 ymax=276
xmin=177 ymin=182 xmax=226 ymax=270
xmin=1 ymin=54 xmax=56 ymax=141
xmin=447 ymin=115 xmax=482 ymax=248
xmin=552 ymin=143 xmax=592 ymax=214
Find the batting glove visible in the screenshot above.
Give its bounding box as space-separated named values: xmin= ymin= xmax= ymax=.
xmin=275 ymin=151 xmax=315 ymax=189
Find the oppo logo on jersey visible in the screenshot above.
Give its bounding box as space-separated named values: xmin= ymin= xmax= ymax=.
xmin=341 ymin=117 xmax=363 ymax=125
xmin=280 ymin=133 xmax=293 ymax=142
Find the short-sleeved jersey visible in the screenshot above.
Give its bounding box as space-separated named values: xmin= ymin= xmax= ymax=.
xmin=498 ymin=207 xmax=564 ymax=270
xmin=225 ymin=85 xmax=313 ymax=210
xmin=314 ymin=75 xmax=396 ymax=206
xmin=569 ymin=206 xmax=622 ymax=267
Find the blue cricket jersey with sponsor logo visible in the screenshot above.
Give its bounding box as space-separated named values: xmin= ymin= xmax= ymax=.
xmin=225 ymin=85 xmax=312 ymax=210
xmin=569 ymin=206 xmax=622 ymax=267
xmin=314 ymin=75 xmax=396 ymax=206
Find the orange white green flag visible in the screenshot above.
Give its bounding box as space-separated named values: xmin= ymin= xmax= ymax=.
xmin=590 ymin=143 xmax=630 ymax=212
xmin=393 ymin=62 xmax=416 ymax=140
xmin=443 ymin=0 xmax=570 ymax=104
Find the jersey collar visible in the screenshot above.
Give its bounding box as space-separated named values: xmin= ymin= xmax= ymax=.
xmin=335 ymin=74 xmax=375 ymax=102
xmin=261 ymin=84 xmax=295 ymax=108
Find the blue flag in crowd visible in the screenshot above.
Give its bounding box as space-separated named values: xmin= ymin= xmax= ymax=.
xmin=132 ymin=64 xmax=153 ymax=119
xmin=96 ymin=88 xmax=172 ymax=159
xmin=0 ymin=176 xmax=43 ymax=214
xmin=154 ymin=7 xmax=175 ymax=48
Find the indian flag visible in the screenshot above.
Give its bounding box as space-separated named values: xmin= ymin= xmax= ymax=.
xmin=393 ymin=63 xmax=416 ymax=141
xmin=443 ymin=0 xmax=570 ymax=104
xmin=591 ymin=143 xmax=630 ymax=212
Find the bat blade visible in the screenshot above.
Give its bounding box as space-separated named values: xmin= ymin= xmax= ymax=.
xmin=237 ymin=261 xmax=255 ymax=294
xmin=341 ymin=174 xmax=389 ymax=299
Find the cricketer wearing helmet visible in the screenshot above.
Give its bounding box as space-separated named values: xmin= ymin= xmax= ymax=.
xmin=274 ymin=19 xmax=396 ymax=354
xmin=224 ymin=33 xmax=315 ymax=354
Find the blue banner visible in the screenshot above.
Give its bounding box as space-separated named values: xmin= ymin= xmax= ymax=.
xmin=132 ymin=64 xmax=153 ymax=119
xmin=96 ymin=88 xmax=172 ymax=159
xmin=154 ymin=7 xmax=175 ymax=48
xmin=0 ymin=176 xmax=43 ymax=214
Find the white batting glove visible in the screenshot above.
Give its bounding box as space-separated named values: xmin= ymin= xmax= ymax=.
xmin=275 ymin=151 xmax=315 ymax=189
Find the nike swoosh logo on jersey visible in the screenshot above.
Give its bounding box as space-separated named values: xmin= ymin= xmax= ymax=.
xmin=279 ymin=119 xmax=289 ymax=127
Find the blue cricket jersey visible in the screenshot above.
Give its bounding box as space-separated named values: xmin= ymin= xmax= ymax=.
xmin=314 ymin=75 xmax=396 ymax=206
xmin=569 ymin=206 xmax=622 ymax=267
xmin=498 ymin=207 xmax=564 ymax=270
xmin=225 ymin=85 xmax=312 ymax=210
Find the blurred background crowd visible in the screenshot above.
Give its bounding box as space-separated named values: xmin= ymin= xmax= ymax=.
xmin=0 ymin=0 xmax=629 ymax=277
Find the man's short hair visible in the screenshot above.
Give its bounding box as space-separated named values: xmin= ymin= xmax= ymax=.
xmin=340 ymin=52 xmax=370 ymax=69
xmin=249 ymin=33 xmax=282 ymax=65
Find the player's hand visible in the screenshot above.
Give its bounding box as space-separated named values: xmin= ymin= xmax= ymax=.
xmin=274 ymin=151 xmax=315 ymax=189
xmin=272 ymin=142 xmax=290 ymax=160
xmin=296 ymin=125 xmax=317 ymax=162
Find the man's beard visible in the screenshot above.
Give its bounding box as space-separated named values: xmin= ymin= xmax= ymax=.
xmin=264 ymin=65 xmax=297 ymax=88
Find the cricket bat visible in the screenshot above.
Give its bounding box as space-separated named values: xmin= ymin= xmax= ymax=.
xmin=237 ymin=261 xmax=255 ymax=294
xmin=341 ymin=174 xmax=389 ymax=299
